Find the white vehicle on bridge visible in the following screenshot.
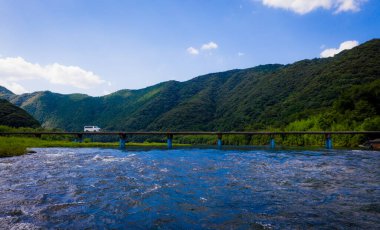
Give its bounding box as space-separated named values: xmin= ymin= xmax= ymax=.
xmin=84 ymin=126 xmax=101 ymax=132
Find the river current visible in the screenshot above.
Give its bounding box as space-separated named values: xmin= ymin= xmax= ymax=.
xmin=0 ymin=147 xmax=379 ymax=229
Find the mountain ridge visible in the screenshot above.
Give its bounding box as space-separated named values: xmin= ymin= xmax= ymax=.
xmin=1 ymin=39 xmax=379 ymax=131
xmin=0 ymin=99 xmax=40 ymax=128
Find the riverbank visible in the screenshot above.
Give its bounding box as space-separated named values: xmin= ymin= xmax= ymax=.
xmin=0 ymin=136 xmax=188 ymax=158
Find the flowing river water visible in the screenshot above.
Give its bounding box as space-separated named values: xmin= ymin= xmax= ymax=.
xmin=0 ymin=147 xmax=379 ymax=229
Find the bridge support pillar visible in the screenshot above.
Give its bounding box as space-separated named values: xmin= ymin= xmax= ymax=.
xmin=167 ymin=134 xmax=173 ymax=149
xmin=76 ymin=134 xmax=83 ymax=143
xmin=245 ymin=134 xmax=252 ymax=145
xmin=119 ymin=133 xmax=126 ymax=149
xmin=270 ymin=136 xmax=275 ymax=149
xmin=325 ymin=134 xmax=333 ymax=149
xmin=217 ymin=134 xmax=222 ymax=148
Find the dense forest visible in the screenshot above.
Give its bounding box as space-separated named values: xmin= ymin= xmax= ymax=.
xmin=0 ymin=99 xmax=40 ymax=128
xmin=0 ymin=39 xmax=379 ymax=146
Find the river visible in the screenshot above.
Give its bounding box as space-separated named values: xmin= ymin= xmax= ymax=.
xmin=0 ymin=147 xmax=379 ymax=229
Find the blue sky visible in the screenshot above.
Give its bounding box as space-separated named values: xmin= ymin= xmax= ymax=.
xmin=0 ymin=0 xmax=379 ymax=95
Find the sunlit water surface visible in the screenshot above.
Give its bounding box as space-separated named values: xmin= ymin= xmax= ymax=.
xmin=0 ymin=148 xmax=379 ymax=229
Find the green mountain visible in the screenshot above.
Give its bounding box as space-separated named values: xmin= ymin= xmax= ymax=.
xmin=0 ymin=99 xmax=40 ymax=128
xmin=1 ymin=39 xmax=379 ymax=132
xmin=0 ymin=86 xmax=15 ymax=101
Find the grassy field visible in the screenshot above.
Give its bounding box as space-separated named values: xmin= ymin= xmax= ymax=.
xmin=0 ymin=136 xmax=184 ymax=158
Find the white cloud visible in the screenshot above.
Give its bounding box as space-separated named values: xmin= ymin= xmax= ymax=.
xmin=187 ymin=47 xmax=199 ymax=55
xmin=335 ymin=0 xmax=363 ymax=13
xmin=201 ymin=42 xmax=218 ymax=50
xmin=261 ymin=0 xmax=365 ymax=14
xmin=0 ymin=56 xmax=105 ymax=94
xmin=238 ymin=52 xmax=245 ymax=56
xmin=187 ymin=41 xmax=218 ymax=56
xmin=320 ymin=40 xmax=359 ymax=58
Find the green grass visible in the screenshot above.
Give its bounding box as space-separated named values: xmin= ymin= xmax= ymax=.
xmin=0 ymin=136 xmax=188 ymax=158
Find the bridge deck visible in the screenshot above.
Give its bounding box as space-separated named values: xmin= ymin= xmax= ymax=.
xmin=2 ymin=131 xmax=379 ymax=149
xmin=1 ymin=131 xmax=380 ymax=136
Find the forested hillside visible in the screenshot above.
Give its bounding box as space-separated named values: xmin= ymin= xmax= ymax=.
xmin=0 ymin=99 xmax=40 ymax=128
xmin=1 ymin=39 xmax=379 ymax=132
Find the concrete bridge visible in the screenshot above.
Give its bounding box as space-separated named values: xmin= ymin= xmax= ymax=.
xmin=1 ymin=131 xmax=380 ymax=149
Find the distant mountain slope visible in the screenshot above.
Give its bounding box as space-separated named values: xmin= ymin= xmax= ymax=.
xmin=0 ymin=86 xmax=15 ymax=101
xmin=1 ymin=39 xmax=379 ymax=131
xmin=0 ymin=99 xmax=40 ymax=128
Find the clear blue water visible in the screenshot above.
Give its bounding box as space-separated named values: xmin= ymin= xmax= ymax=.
xmin=0 ymin=147 xmax=379 ymax=229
